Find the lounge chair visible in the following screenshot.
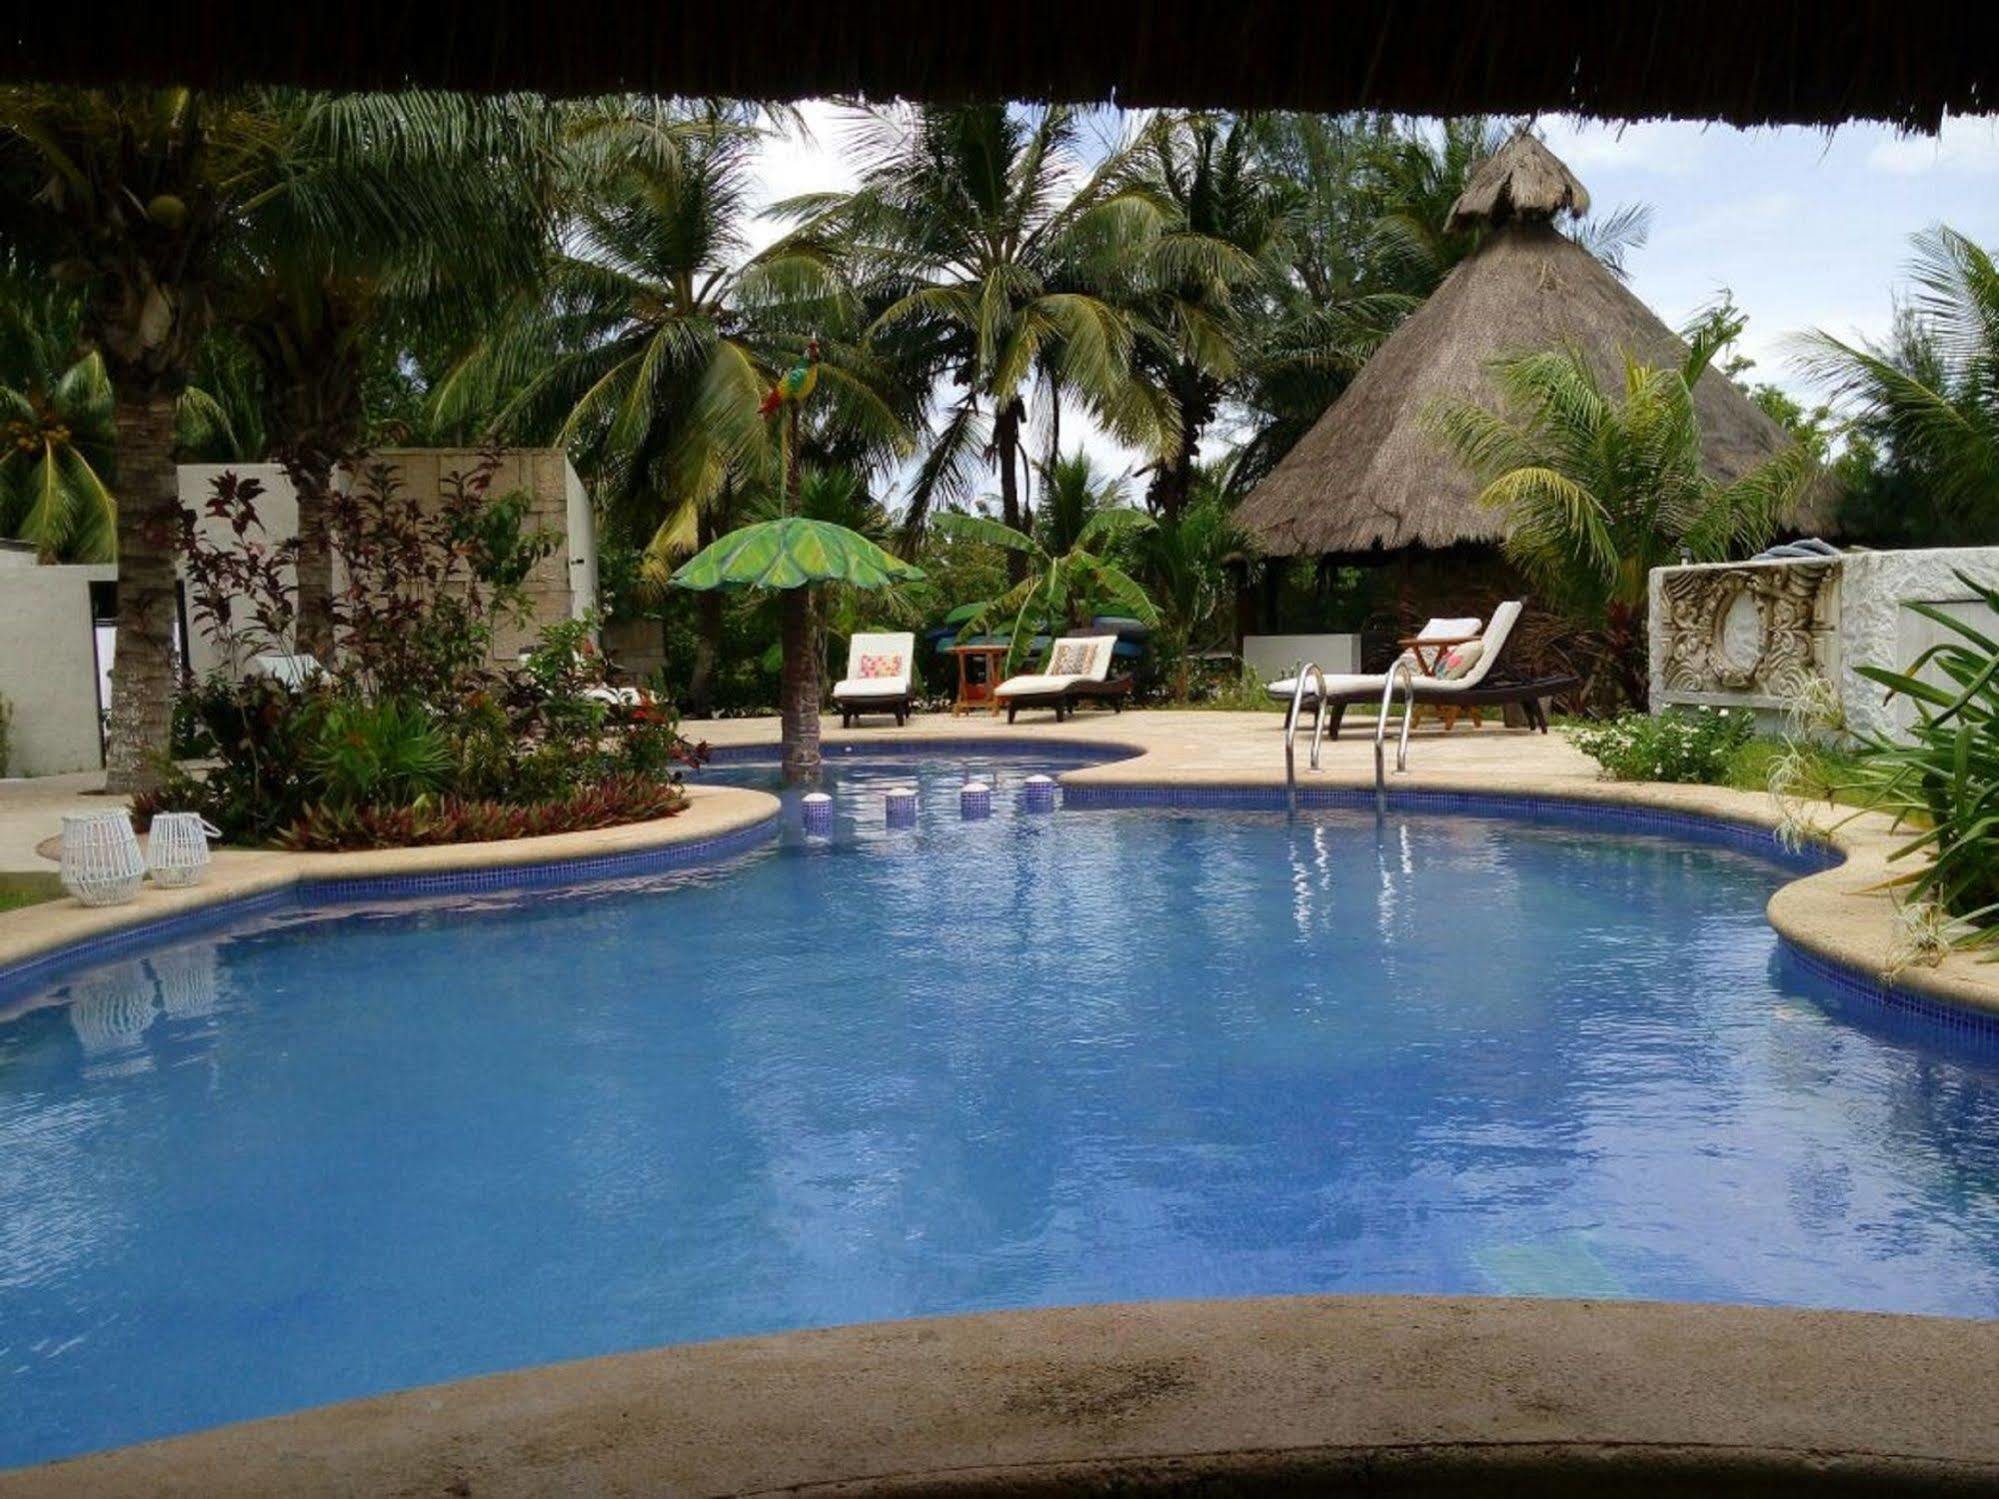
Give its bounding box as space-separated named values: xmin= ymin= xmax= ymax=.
xmin=1266 ymin=617 xmax=1479 ymax=705
xmin=995 ymin=634 xmax=1130 ymax=723
xmin=1273 ymin=602 xmax=1576 ymax=737
xmin=249 ymin=652 xmax=323 ymax=687
xmin=832 ymin=631 xmax=917 ymax=727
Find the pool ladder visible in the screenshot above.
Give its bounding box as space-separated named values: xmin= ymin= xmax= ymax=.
xmin=1284 ymin=658 xmax=1417 ymax=816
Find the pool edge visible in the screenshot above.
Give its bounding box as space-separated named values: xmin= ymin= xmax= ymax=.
xmin=0 ymin=787 xmax=782 ymax=1005
xmin=5 ymin=1296 xmax=1995 ymax=1496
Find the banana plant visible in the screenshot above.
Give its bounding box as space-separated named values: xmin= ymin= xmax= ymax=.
xmin=934 ymin=505 xmax=1158 ymax=671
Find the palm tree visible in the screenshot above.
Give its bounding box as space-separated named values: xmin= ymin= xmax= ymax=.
xmin=1135 ymin=477 xmax=1257 ymax=700
xmin=0 ymin=87 xmax=549 ymax=789
xmin=1427 ymin=343 xmax=1816 ymax=710
xmin=1106 ymin=113 xmax=1281 ymax=522
xmin=1795 ymin=225 xmax=1999 ymax=546
xmin=786 ymin=104 xmax=1155 ymax=565
xmin=225 ymin=91 xmax=556 ymax=658
xmin=0 ymin=272 xmax=115 ymax=560
xmin=440 ymin=100 xmax=902 ymax=715
xmin=0 ymin=87 xmax=258 ymax=788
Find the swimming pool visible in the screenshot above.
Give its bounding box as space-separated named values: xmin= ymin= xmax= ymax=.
xmin=2 ymin=751 xmax=1997 ymax=1467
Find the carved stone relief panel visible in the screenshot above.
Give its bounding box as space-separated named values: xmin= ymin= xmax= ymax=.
xmin=1657 ymin=560 xmax=1840 ymax=707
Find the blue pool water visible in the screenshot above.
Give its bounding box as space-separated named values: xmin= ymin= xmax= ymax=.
xmin=3 ymin=752 xmax=1998 ymax=1466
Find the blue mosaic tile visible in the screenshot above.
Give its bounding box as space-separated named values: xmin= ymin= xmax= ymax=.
xmin=703 ymin=737 xmax=1129 ymax=768
xmin=1060 ymin=781 xmax=1841 ymax=875
xmin=300 ymin=815 xmax=779 ymax=903
xmin=0 ymin=888 xmax=294 ymax=1006
xmin=1779 ymin=939 xmax=1999 ymax=1043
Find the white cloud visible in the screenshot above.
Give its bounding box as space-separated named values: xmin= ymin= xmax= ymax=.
xmin=742 ymin=101 xmax=867 ymax=254
xmin=1538 ymin=117 xmax=1715 ymax=177
xmin=1866 ymin=115 xmax=1999 ymax=175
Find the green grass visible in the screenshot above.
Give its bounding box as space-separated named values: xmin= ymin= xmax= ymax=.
xmin=0 ymin=872 xmax=64 ymax=913
xmin=1718 ymin=737 xmax=1887 ymax=812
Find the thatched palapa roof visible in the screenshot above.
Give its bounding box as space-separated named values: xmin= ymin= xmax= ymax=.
xmin=5 ymin=4 xmax=1994 ymax=128
xmin=1235 ymin=134 xmax=1810 ymax=560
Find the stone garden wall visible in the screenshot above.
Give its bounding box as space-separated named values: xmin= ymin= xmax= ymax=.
xmin=1649 ymin=547 xmax=1999 ymax=738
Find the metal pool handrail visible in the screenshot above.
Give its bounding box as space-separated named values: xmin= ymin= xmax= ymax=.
xmin=1374 ymin=656 xmax=1417 ymax=815
xmin=1284 ymin=662 xmax=1329 ymax=815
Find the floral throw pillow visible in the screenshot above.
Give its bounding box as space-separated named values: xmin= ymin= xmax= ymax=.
xmin=1437 ymin=640 xmax=1483 ymax=680
xmin=857 ymin=654 xmax=904 ymax=680
xmin=1048 ymin=641 xmax=1093 ymax=676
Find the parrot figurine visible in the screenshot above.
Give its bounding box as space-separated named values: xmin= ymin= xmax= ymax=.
xmin=757 ymin=338 xmax=821 ymax=418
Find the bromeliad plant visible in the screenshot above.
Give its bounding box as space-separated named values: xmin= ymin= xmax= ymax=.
xmin=1846 ymin=573 xmax=1999 ymax=957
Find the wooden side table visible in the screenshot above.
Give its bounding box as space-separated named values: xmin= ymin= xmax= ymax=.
xmin=946 ymin=643 xmax=1011 ymax=716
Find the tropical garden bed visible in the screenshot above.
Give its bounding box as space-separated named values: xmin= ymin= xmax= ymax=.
xmin=138 ymin=456 xmax=706 ymax=852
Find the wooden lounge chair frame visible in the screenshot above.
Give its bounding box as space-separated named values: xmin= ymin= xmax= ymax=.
xmin=1003 ymin=674 xmax=1133 ymax=724
xmin=838 ymin=692 xmax=912 ymax=729
xmin=1313 ymin=674 xmax=1579 ymax=739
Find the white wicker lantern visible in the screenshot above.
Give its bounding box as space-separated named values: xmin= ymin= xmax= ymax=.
xmin=146 ymin=812 xmax=220 ymax=888
xmin=59 ymin=811 xmax=146 ymax=907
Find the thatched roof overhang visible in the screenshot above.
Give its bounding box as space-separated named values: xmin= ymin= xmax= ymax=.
xmin=3 ymin=3 xmax=1993 ymax=129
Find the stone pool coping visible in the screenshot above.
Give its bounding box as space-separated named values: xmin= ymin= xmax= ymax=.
xmin=0 ymin=783 xmax=781 ymax=1000
xmin=6 ymin=1296 xmax=1996 ymax=1495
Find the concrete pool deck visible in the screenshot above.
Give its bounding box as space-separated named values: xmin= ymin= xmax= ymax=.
xmin=3 ymin=708 xmax=1995 ymax=1015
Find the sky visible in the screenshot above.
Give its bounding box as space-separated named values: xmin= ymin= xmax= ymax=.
xmin=742 ymin=105 xmax=1999 ymax=487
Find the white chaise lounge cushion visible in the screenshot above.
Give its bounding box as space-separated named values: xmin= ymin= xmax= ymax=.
xmin=995 ymin=635 xmax=1117 ymax=698
xmin=831 ymin=631 xmax=916 ymax=702
xmin=1264 ymin=615 xmax=1480 ymax=701
xmin=1266 ymin=602 xmax=1524 ymax=699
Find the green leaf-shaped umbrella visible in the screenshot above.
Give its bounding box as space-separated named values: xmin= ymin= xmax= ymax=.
xmin=670 ymin=517 xmax=925 ymax=593
xmin=671 ymin=518 xmax=924 ymax=784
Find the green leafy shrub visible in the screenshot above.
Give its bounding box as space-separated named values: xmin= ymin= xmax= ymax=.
xmin=0 ymin=692 xmax=11 ymax=775
xmin=1568 ymin=706 xmax=1755 ymax=784
xmin=1847 ymin=574 xmax=1999 ymax=954
xmin=141 ymin=461 xmax=709 ymax=850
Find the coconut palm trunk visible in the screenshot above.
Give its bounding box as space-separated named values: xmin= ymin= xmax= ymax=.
xmin=778 ymin=585 xmax=822 ymax=782
xmin=777 ymin=402 xmax=823 ymax=783
xmin=283 ymin=448 xmax=340 ymax=660
xmin=103 ymin=390 xmax=183 ymax=794
xmin=994 ymin=400 xmax=1028 ymax=584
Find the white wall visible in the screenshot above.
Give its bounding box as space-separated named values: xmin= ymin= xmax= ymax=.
xmin=1242 ymin=634 xmax=1360 ymax=683
xmin=1841 ymin=548 xmax=1999 ymax=739
xmin=0 ymin=558 xmax=118 ymax=776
